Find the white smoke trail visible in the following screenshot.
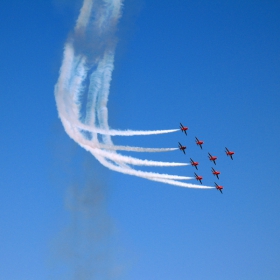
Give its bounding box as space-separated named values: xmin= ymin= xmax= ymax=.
xmin=78 ymin=125 xmax=180 ymax=136
xmin=92 ymin=153 xmax=213 ymax=189
xmin=92 ymin=148 xmax=188 ymax=167
xmin=145 ymin=177 xmax=213 ymax=189
xmin=54 ymin=0 xmax=214 ymax=190
xmin=75 ymin=0 xmax=93 ymax=30
xmin=55 ymin=114 xmax=187 ymax=169
xmin=96 ymin=144 xmax=178 ymax=152
xmin=55 ymin=43 xmax=179 ymax=137
xmin=67 ymin=130 xmax=189 ymax=168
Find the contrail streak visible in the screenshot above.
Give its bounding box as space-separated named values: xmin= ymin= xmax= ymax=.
xmin=56 ymin=120 xmax=188 ymax=168
xmin=96 ymin=144 xmax=178 ymax=152
xmin=77 ymin=126 xmax=180 ymax=136
xmin=95 ymin=149 xmax=188 ymax=167
xmin=81 ymin=141 xmax=189 ymax=167
xmin=75 ymin=0 xmax=93 ymax=30
xmin=93 ymin=154 xmax=213 ymax=189
xmin=92 ymin=153 xmax=190 ymax=181
xmin=146 ymin=177 xmax=214 ymax=189
xmin=54 ymin=0 xmax=214 ymax=191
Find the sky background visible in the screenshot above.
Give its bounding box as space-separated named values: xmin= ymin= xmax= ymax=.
xmin=1 ymin=0 xmax=280 ymax=279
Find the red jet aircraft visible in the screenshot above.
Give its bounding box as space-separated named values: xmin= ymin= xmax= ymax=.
xmin=195 ymin=137 xmax=204 ymax=149
xmin=190 ymin=158 xmax=199 ymax=170
xmin=208 ymin=152 xmax=217 ymax=165
xmin=194 ymin=172 xmax=203 ymax=184
xmin=180 ymin=123 xmax=188 ymax=135
xmin=211 ymin=167 xmax=220 ymax=179
xmin=178 ymin=142 xmax=186 ymax=154
xmin=225 ymin=147 xmax=235 ymax=160
xmin=215 ymin=182 xmax=223 ymax=194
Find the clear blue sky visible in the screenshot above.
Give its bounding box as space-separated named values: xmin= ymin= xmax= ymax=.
xmin=1 ymin=0 xmax=280 ymax=279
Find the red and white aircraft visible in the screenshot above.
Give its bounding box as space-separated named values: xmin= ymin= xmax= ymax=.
xmin=190 ymin=158 xmax=199 ymax=170
xmin=178 ymin=142 xmax=186 ymax=154
xmin=180 ymin=123 xmax=188 ymax=135
xmin=211 ymin=167 xmax=220 ymax=179
xmin=225 ymin=147 xmax=235 ymax=160
xmin=194 ymin=172 xmax=203 ymax=184
xmin=195 ymin=137 xmax=204 ymax=149
xmin=208 ymin=152 xmax=217 ymax=165
xmin=215 ymin=182 xmax=223 ymax=194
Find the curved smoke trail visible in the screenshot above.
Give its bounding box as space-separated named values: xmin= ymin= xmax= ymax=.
xmin=54 ymin=0 xmax=214 ymax=190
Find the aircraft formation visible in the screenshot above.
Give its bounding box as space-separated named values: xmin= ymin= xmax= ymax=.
xmin=179 ymin=123 xmax=235 ymax=194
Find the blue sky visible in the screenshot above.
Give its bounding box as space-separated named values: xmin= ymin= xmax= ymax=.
xmin=1 ymin=0 xmax=280 ymax=279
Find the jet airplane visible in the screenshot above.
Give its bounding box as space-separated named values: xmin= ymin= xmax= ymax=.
xmin=211 ymin=167 xmax=220 ymax=179
xmin=195 ymin=137 xmax=204 ymax=149
xmin=178 ymin=142 xmax=186 ymax=154
xmin=180 ymin=123 xmax=188 ymax=135
xmin=190 ymin=158 xmax=199 ymax=170
xmin=225 ymin=147 xmax=235 ymax=160
xmin=194 ymin=172 xmax=203 ymax=184
xmin=215 ymin=182 xmax=223 ymax=194
xmin=208 ymin=153 xmax=217 ymax=165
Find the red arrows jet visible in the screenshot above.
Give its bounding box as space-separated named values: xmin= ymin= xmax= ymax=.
xmin=225 ymin=147 xmax=235 ymax=160
xmin=215 ymin=182 xmax=223 ymax=194
xmin=180 ymin=123 xmax=188 ymax=135
xmin=178 ymin=142 xmax=186 ymax=154
xmin=194 ymin=172 xmax=203 ymax=184
xmin=211 ymin=167 xmax=220 ymax=179
xmin=208 ymin=153 xmax=217 ymax=165
xmin=190 ymin=158 xmax=199 ymax=170
xmin=195 ymin=137 xmax=204 ymax=149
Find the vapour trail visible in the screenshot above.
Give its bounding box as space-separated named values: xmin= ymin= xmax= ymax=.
xmin=93 ymin=153 xmax=213 ymax=189
xmin=63 ymin=126 xmax=189 ymax=168
xmin=54 ymin=0 xmax=213 ymax=190
xmin=146 ymin=177 xmax=214 ymax=189
xmin=95 ymin=144 xmax=178 ymax=152
xmin=72 ymin=133 xmax=193 ymax=180
xmin=77 ymin=125 xmax=180 ymax=136
xmin=92 ymin=148 xmax=188 ymax=167
xmin=75 ymin=0 xmax=93 ymax=30
xmin=55 ymin=45 xmax=178 ymax=140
